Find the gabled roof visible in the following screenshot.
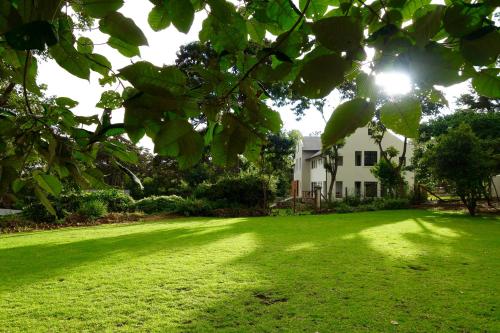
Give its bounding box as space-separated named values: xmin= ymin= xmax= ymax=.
xmin=307 ymin=150 xmax=323 ymax=160
xmin=302 ymin=136 xmax=321 ymax=150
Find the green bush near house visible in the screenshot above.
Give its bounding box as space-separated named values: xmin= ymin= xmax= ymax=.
xmin=194 ymin=174 xmax=276 ymax=208
xmin=22 ymin=189 xmax=135 ymax=223
xmin=77 ymin=199 xmax=108 ymax=220
xmin=134 ymin=195 xmax=184 ymax=214
xmin=327 ymin=197 xmax=410 ymax=214
xmin=375 ymin=198 xmax=411 ymax=210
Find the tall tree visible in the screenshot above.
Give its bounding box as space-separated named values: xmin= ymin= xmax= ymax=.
xmin=323 ymin=141 xmax=345 ymax=202
xmin=423 ymin=124 xmax=493 ymax=215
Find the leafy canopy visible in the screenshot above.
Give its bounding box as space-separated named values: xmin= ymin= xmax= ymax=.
xmin=0 ymin=0 xmax=499 ymax=213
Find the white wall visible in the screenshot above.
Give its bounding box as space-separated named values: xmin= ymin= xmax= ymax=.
xmin=295 ymin=127 xmax=415 ymax=198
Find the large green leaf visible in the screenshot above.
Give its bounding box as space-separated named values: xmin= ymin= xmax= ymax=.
xmin=154 ymin=119 xmax=204 ymax=168
xmin=443 ymin=2 xmax=490 ymax=38
xmin=412 ymin=5 xmax=446 ymax=46
xmin=77 ymin=37 xmax=94 ymax=54
xmin=401 ymin=0 xmax=431 ymax=20
xmin=107 ymin=37 xmax=140 ymax=57
xmin=79 ymin=0 xmax=124 ymax=18
xmin=408 ymin=43 xmax=464 ymax=87
xmin=322 ymin=98 xmax=375 ymax=149
xmin=34 ymin=186 xmax=57 ymax=216
xmin=56 ymin=97 xmax=79 ymax=108
xmin=356 ymin=72 xmax=378 ymax=101
xmin=200 ymin=0 xmax=248 ymax=53
xmin=293 ymin=54 xmax=350 ymax=99
xmin=33 ymin=172 xmax=62 ymax=196
xmin=168 ymin=0 xmax=195 ymax=33
xmin=177 ymin=130 xmax=204 ymax=169
xmin=11 ymin=178 xmax=25 ymax=193
xmin=311 ymin=16 xmax=363 ymax=53
xmin=49 ymin=17 xmax=90 ymax=80
xmin=5 ymin=21 xmax=57 ymax=51
xmin=87 ymin=53 xmax=112 ymax=75
xmin=154 ymin=120 xmax=192 ymax=156
xmin=380 ymin=98 xmax=422 ymax=139
xmin=460 ymin=28 xmax=500 ymax=66
xmin=0 ymin=1 xmax=21 ymax=35
xmin=120 ymin=61 xmax=187 ymax=96
xmin=211 ymin=116 xmax=250 ymax=166
xmin=124 ymin=106 xmax=146 ymax=143
xmin=472 ymin=70 xmax=500 ymax=98
xmin=148 ymin=5 xmax=171 ymax=32
xmin=300 ymin=0 xmax=329 ymax=18
xmin=266 ymin=0 xmax=298 ymax=31
xmin=99 ymin=12 xmax=148 ymax=46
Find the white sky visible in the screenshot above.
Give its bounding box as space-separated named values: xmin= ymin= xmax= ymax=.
xmin=38 ymin=0 xmax=468 ymax=149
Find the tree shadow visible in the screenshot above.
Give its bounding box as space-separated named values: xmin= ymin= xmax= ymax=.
xmin=164 ymin=211 xmax=499 ymax=332
xmin=0 ymin=210 xmax=498 ymax=332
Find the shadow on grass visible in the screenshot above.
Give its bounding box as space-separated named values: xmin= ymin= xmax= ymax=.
xmin=0 ymin=210 xmax=498 ymax=331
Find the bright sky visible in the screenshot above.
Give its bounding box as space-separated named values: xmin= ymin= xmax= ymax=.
xmin=38 ymin=0 xmax=468 ymax=149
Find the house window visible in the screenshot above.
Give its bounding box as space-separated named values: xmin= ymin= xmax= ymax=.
xmin=368 ymin=128 xmax=373 ymax=136
xmin=364 ymin=182 xmax=378 ymax=197
xmin=337 ymin=156 xmax=343 ymax=166
xmin=364 ymin=151 xmax=377 ymax=166
xmin=355 ymin=151 xmax=362 ymax=166
xmin=355 ymin=181 xmax=361 ymax=197
xmin=335 ymin=181 xmax=343 ymax=198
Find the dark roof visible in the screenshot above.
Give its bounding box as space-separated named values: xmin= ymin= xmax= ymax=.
xmin=307 ymin=150 xmax=323 ymax=160
xmin=302 ymin=136 xmax=321 ymax=150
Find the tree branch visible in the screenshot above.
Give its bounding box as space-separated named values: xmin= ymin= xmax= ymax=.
xmin=221 ymin=0 xmax=312 ymax=100
xmin=0 ymin=82 xmax=15 ymax=107
xmin=397 ymin=136 xmax=408 ymax=170
xmin=23 ymin=51 xmax=34 ymax=116
xmin=287 ymin=0 xmax=302 ymax=16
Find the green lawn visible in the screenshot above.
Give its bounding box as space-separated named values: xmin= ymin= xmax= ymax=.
xmin=0 ymin=210 xmax=499 ymax=332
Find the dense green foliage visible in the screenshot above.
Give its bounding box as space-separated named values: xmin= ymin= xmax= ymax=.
xmin=194 ymin=174 xmax=276 ymax=208
xmin=330 ymin=196 xmax=410 ymax=213
xmin=423 ymin=124 xmax=493 ymax=215
xmin=134 ymin=195 xmax=184 ymax=214
xmin=1 ymin=0 xmax=498 ymax=212
xmin=1 ymin=211 xmax=498 ymax=331
xmin=415 ymin=108 xmax=500 ymax=199
xmin=22 ymin=189 xmax=134 ymax=222
xmin=77 ymin=199 xmax=108 ymax=220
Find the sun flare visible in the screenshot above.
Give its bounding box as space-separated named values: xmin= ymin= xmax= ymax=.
xmin=375 ymin=72 xmax=412 ymax=95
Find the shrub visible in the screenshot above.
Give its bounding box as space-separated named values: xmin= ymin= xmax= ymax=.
xmin=134 ymin=195 xmax=184 ymax=214
xmin=333 ymin=202 xmax=355 ymax=213
xmin=194 ymin=174 xmax=276 ymax=208
xmin=22 ymin=202 xmax=61 ymax=223
xmin=22 ymin=189 xmax=134 ymax=223
xmin=344 ymin=195 xmax=362 ymax=207
xmin=78 ymin=199 xmax=108 ymax=220
xmin=83 ymin=189 xmax=134 ymax=212
xmin=174 ymin=198 xmax=213 ymax=216
xmin=375 ymin=198 xmax=410 ymax=210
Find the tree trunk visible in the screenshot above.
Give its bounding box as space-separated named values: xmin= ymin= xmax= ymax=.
xmin=328 ymin=177 xmax=334 ymax=202
xmin=460 ymin=194 xmax=477 ymax=216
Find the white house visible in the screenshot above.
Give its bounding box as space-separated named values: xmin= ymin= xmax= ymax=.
xmin=293 ymin=127 xmax=414 ymax=199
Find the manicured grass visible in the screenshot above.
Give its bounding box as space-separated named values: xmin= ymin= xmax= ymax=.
xmin=0 ymin=210 xmax=499 ymax=332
